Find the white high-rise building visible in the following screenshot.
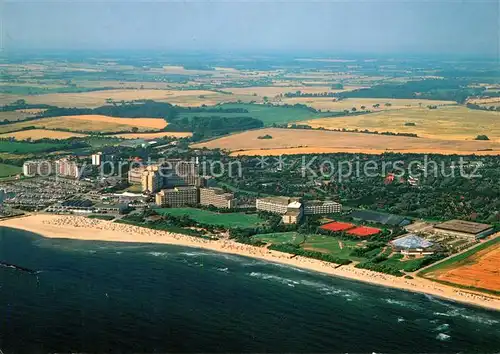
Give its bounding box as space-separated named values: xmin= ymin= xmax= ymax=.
xmin=92 ymin=152 xmax=103 ymax=166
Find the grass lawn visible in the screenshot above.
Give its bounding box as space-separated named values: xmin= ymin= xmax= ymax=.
xmin=155 ymin=207 xmax=265 ymax=228
xmin=0 ymin=163 xmax=22 ymax=177
xmin=381 ymin=253 xmax=429 ymax=272
xmin=252 ymin=232 xmax=306 ymax=245
xmin=302 ymin=234 xmax=363 ymax=259
xmin=178 ymin=103 xmax=332 ymax=126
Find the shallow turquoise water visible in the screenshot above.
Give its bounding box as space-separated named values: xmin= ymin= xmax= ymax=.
xmin=1 ymin=226 xmax=499 ymax=353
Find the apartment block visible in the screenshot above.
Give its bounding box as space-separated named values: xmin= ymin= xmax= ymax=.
xmin=256 ymin=196 xmax=299 ymax=214
xmin=303 ymin=200 xmax=342 ymax=215
xmin=142 ymin=166 xmax=161 ymax=193
xmin=155 ymin=186 xmax=199 ymax=207
xmin=91 ymin=152 xmax=104 ymax=166
xmin=282 ymin=201 xmax=303 ymax=224
xmin=199 ymin=187 xmax=236 ymax=209
xmin=128 ymin=166 xmax=148 ymax=184
xmin=161 ymin=159 xmax=201 ymax=188
xmin=56 ymin=158 xmax=90 ymax=179
xmin=23 ymin=160 xmax=55 ymax=177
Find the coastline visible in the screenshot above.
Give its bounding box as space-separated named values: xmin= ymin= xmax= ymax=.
xmin=1 ymin=214 xmax=499 ymax=312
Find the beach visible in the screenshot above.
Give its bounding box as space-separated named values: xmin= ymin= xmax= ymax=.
xmin=1 ymin=214 xmax=499 ymax=311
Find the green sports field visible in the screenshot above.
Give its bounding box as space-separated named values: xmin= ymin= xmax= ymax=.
xmin=252 ymin=232 xmax=306 ymax=245
xmin=155 ymin=207 xmax=265 ymax=228
xmin=252 ymin=232 xmax=365 ymax=258
xmin=302 ymin=234 xmax=362 ymax=258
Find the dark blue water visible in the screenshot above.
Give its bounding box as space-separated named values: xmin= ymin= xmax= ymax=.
xmin=1 ymin=227 xmax=499 ymax=353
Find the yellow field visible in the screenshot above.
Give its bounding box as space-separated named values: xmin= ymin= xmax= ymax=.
xmin=280 ymin=97 xmax=455 ymax=112
xmin=191 ymin=128 xmax=500 ymax=156
xmin=111 ymin=132 xmax=192 ymax=139
xmin=467 ymin=97 xmax=500 ymax=105
xmin=303 ymin=106 xmax=500 ymax=142
xmin=0 ymin=89 xmax=248 ymax=108
xmin=0 ymin=129 xmax=87 ymax=140
xmin=0 ymin=115 xmax=167 ymax=134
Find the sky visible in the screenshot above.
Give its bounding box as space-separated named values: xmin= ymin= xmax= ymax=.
xmin=2 ymin=0 xmax=499 ymax=56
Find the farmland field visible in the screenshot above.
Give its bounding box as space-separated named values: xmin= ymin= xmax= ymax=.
xmin=0 ymin=163 xmax=22 ymax=177
xmin=281 ymin=97 xmax=455 ymax=112
xmin=304 ymin=106 xmax=500 ymax=142
xmin=155 ymin=207 xmax=265 ymax=228
xmin=0 ymin=129 xmax=87 ymax=140
xmin=179 ymin=103 xmax=331 ymax=125
xmin=0 ymin=111 xmax=36 ymax=122
xmin=0 ymin=115 xmax=167 ymax=134
xmin=191 ymin=128 xmax=500 ymax=155
xmin=419 ymin=236 xmax=500 ymax=294
xmin=0 ymin=140 xmax=64 ymax=154
xmin=0 ymin=89 xmax=254 ymax=108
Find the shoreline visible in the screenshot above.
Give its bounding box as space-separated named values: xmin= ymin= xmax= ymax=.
xmin=1 ymin=214 xmax=499 ymax=312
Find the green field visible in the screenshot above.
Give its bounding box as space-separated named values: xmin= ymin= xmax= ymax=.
xmin=0 ymin=141 xmax=63 ymax=154
xmin=253 ymin=232 xmax=366 ymax=259
xmin=252 ymin=232 xmax=306 ymax=245
xmin=155 ymin=207 xmax=265 ymax=228
xmin=302 ymin=234 xmax=363 ymax=259
xmin=0 ymin=163 xmax=22 ymax=177
xmin=179 ymin=103 xmax=332 ymax=126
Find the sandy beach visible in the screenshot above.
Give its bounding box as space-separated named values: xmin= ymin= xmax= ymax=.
xmin=1 ymin=214 xmax=499 ymax=311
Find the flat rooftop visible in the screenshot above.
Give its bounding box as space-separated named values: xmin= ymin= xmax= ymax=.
xmin=434 ymin=219 xmax=493 ymax=235
xmin=305 ymin=200 xmax=340 ymax=206
xmin=258 ymin=196 xmax=292 ymax=205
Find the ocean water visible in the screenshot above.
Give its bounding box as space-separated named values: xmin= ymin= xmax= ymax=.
xmin=1 ymin=227 xmax=499 ymax=353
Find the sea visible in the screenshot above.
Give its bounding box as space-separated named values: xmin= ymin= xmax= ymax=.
xmin=1 ymin=227 xmax=499 ymax=353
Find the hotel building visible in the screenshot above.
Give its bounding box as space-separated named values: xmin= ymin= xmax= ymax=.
xmin=303 ymin=200 xmax=342 ymax=215
xmin=155 ymin=186 xmax=199 ymax=207
xmin=256 ymin=196 xmax=300 ymax=214
xmin=199 ymin=187 xmax=236 ymax=209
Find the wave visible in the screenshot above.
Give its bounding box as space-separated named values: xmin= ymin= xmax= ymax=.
xmin=383 ymin=298 xmax=421 ymax=310
xmin=249 ymin=272 xmax=299 ymax=287
xmin=178 ymin=251 xmax=242 ymax=262
xmin=148 ymin=251 xmax=169 ymax=258
xmin=436 ymin=333 xmax=451 ymax=341
xmin=434 ymin=309 xmax=499 ymax=326
xmin=397 ymin=317 xmax=405 ymax=323
xmin=296 ymin=279 xmax=359 ymax=299
xmin=434 ymin=323 xmax=450 ymax=332
xmin=216 ymin=267 xmax=229 ymax=273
